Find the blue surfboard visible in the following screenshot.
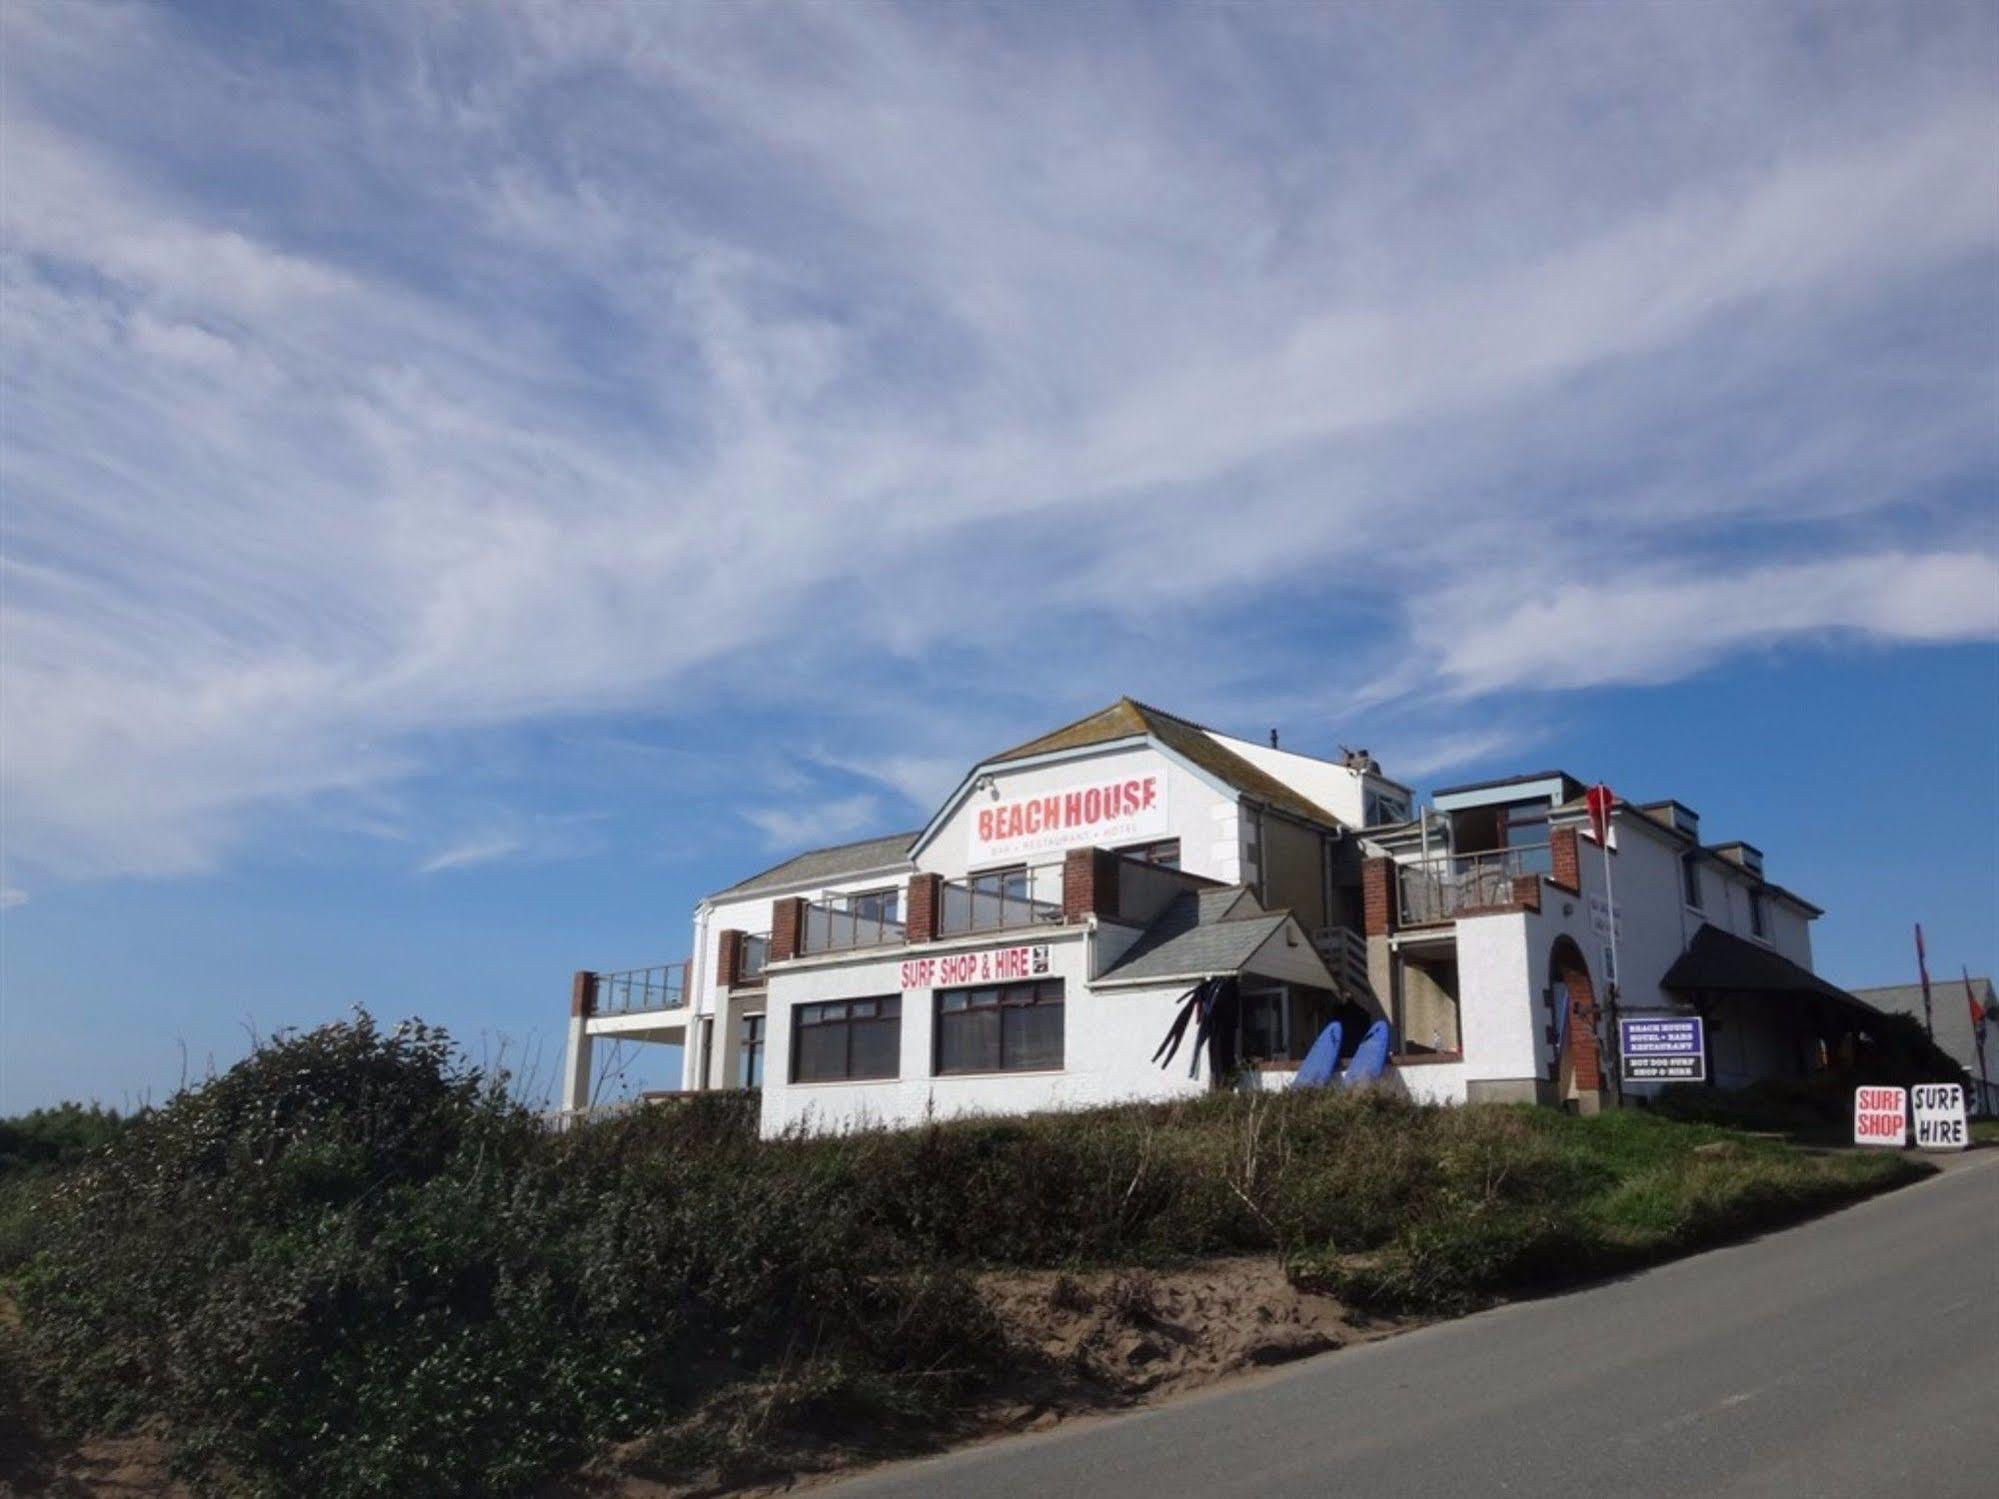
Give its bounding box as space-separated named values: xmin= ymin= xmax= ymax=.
xmin=1293 ymin=1021 xmax=1344 ymax=1089
xmin=1336 ymin=1020 xmax=1391 ymax=1089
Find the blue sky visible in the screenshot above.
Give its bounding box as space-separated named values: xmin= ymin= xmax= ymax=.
xmin=3 ymin=2 xmax=1996 ymax=1110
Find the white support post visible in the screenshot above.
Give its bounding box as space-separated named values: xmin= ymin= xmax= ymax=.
xmin=560 ymin=971 xmax=596 ymax=1122
xmin=561 ymin=1014 xmax=593 ymax=1120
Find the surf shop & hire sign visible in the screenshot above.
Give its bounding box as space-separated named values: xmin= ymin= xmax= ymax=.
xmin=1911 ymin=1083 xmax=1968 ymax=1151
xmin=967 ymin=773 xmax=1169 ymax=862
xmin=1853 ymin=1086 xmax=1907 ymax=1147
xmin=899 ymin=944 xmax=1051 ymax=993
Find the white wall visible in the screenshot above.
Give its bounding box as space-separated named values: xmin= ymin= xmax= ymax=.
xmin=1206 ymin=731 xmax=1368 ymax=824
xmin=917 ymin=741 xmax=1246 ymax=886
xmin=757 ymin=928 xmax=1210 ymax=1136
xmin=687 ymin=864 xmax=914 ymax=1088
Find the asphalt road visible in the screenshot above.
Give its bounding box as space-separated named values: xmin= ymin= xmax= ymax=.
xmin=829 ymin=1151 xmax=1999 ymax=1499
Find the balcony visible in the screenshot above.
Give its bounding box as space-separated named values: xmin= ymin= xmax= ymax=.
xmin=592 ymin=962 xmax=690 ymax=1016
xmin=800 ymin=894 xmax=907 ymax=955
xmin=939 ymin=867 xmax=1063 ymax=936
xmin=1397 ymin=845 xmax=1549 ymax=926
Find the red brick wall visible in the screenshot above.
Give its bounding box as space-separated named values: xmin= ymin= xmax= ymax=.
xmin=1559 ymin=949 xmax=1603 ymax=1093
xmin=716 ymin=929 xmax=744 ymax=989
xmin=769 ymin=897 xmax=805 ymax=962
xmin=1362 ymin=856 xmax=1396 ymax=936
xmin=1063 ymin=847 xmax=1119 ymax=922
xmin=906 ymin=873 xmax=941 ymax=944
xmin=1550 ymin=826 xmax=1581 ymax=892
xmin=570 ymin=969 xmax=597 ymax=1018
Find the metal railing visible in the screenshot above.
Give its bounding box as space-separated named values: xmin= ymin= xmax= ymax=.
xmin=740 ymin=933 xmax=770 ymax=983
xmin=1396 ymin=845 xmax=1550 ymax=926
xmin=1312 ymin=925 xmax=1374 ymax=1003
xmin=801 ymin=896 xmax=907 ymax=955
xmin=593 ymin=961 xmax=690 ymax=1015
xmin=939 ymin=868 xmax=1064 ymax=936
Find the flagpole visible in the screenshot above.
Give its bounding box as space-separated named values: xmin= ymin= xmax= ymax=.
xmin=1915 ymin=923 xmax=1935 ymax=1041
xmin=1601 ymin=809 xmax=1621 ymax=1104
xmin=1967 ymin=966 xmax=1991 ymax=1118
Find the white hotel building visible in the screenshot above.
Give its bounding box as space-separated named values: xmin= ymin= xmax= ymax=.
xmin=561 ymin=700 xmax=1882 ymax=1134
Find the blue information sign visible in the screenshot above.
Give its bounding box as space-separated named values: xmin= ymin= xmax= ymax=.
xmin=1619 ymin=1015 xmax=1706 ymax=1083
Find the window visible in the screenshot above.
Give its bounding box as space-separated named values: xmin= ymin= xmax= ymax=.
xmin=1680 ymin=852 xmax=1703 ymax=909
xmin=1749 ymin=888 xmax=1767 ymax=939
xmin=791 ymin=996 xmax=902 ymax=1082
xmin=935 ymin=980 xmax=1064 ymax=1074
xmin=850 ymin=888 xmax=900 ymax=924
xmin=1365 ymin=790 xmax=1409 ymax=825
xmin=1117 ymin=838 xmax=1181 ymax=869
xmin=738 ymin=1014 xmax=765 ymax=1089
xmin=1241 ymin=985 xmax=1289 ymax=1063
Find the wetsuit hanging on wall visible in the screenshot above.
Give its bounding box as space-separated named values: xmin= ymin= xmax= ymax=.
xmin=1153 ymin=976 xmax=1241 ymax=1086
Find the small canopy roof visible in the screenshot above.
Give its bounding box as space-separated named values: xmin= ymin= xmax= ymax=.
xmin=1096 ymin=886 xmax=1336 ymax=990
xmin=1661 ymin=924 xmax=1871 ymax=1012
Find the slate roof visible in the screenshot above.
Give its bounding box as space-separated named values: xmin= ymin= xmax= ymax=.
xmin=1660 ymin=924 xmax=1863 ymax=1009
xmin=709 ymin=830 xmax=919 ymax=900
xmin=989 ymin=697 xmax=1346 ymax=829
xmin=1850 ymin=977 xmax=1996 ymax=1082
xmin=1097 ymin=885 xmax=1300 ymax=983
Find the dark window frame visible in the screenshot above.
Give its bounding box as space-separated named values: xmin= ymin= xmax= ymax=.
xmin=1116 ymin=838 xmax=1182 ymax=870
xmin=933 ymin=979 xmax=1065 ymax=1075
xmin=739 ymin=1013 xmax=765 ymax=1090
xmin=1748 ymin=888 xmax=1767 ymax=939
xmin=791 ymin=995 xmax=902 ymax=1083
xmin=1680 ymin=851 xmax=1703 ymax=909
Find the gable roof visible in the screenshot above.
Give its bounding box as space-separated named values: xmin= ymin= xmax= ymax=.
xmin=1098 ymin=885 xmax=1327 ymax=985
xmin=990 ymin=698 xmax=1345 ymax=829
xmin=709 ymin=830 xmax=919 ymax=901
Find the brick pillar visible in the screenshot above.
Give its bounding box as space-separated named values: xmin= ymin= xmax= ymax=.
xmin=905 ymin=873 xmax=941 ymax=943
xmin=570 ymin=969 xmax=597 ymax=1018
xmin=1362 ymin=857 xmax=1396 ymax=936
xmin=1511 ymin=874 xmax=1542 ymax=912
xmin=1564 ymin=960 xmax=1603 ymax=1096
xmin=1062 ymin=847 xmax=1119 ymax=922
xmin=770 ymin=897 xmax=805 ymax=962
xmin=1550 ymin=826 xmax=1581 ymax=892
xmin=716 ymin=929 xmax=744 ymax=989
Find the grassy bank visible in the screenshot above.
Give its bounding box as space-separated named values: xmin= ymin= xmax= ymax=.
xmin=1 ymin=1016 xmax=1925 ymax=1497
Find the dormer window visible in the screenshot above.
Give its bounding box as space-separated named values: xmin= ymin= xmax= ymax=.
xmin=1681 ymin=852 xmax=1703 ymax=910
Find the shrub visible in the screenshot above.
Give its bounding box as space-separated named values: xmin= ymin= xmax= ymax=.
xmin=4 ymin=1017 xmax=1927 ymax=1496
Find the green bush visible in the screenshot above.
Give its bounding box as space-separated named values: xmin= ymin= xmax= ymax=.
xmin=4 ymin=1016 xmax=1926 ymax=1496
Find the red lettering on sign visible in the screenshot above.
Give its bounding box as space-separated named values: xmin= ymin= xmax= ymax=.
xmin=1142 ymin=776 xmax=1157 ymax=809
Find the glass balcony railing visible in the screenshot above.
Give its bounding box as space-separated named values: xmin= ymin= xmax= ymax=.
xmin=938 ymin=868 xmax=1063 ymax=935
xmin=800 ymin=897 xmax=907 ymax=955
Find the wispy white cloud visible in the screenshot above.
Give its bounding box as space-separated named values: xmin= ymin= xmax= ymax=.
xmin=0 ymin=1 xmax=1993 ymax=884
xmin=0 ymin=886 xmax=28 ymax=911
xmin=743 ymin=795 xmax=886 ymax=852
xmin=415 ymin=834 xmax=523 ymax=876
xmin=1427 ymin=552 xmax=1999 ymax=696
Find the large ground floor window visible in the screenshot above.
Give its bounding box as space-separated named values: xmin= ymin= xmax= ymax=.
xmin=935 ymin=979 xmax=1064 ymax=1074
xmin=792 ymin=996 xmax=901 ymax=1082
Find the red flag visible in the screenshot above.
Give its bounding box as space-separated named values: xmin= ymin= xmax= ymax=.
xmin=1969 ymin=970 xmax=1988 ymax=1037
xmin=1585 ymin=784 xmax=1616 ymax=844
